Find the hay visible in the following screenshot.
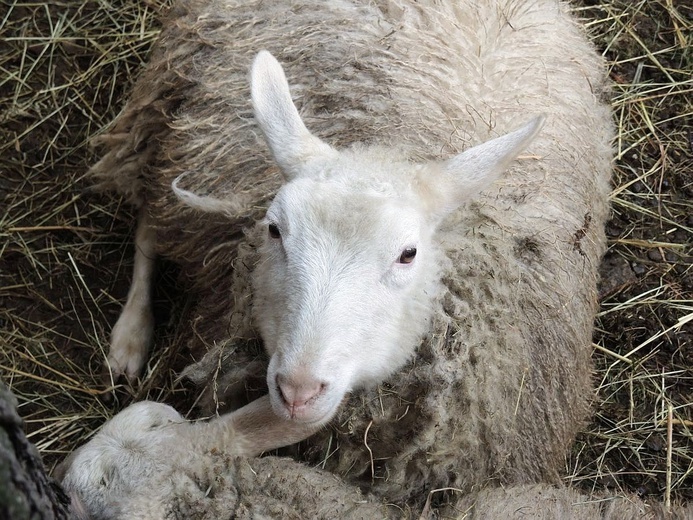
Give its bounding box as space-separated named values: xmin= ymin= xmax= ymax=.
xmin=0 ymin=0 xmax=690 ymax=510
xmin=567 ymin=0 xmax=692 ymax=504
xmin=0 ymin=0 xmax=185 ymax=462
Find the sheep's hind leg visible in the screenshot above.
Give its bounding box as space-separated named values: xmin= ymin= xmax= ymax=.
xmin=105 ymin=208 xmax=156 ymax=383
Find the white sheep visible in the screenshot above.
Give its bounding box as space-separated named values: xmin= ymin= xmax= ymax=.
xmin=57 ymin=399 xmax=393 ymax=519
xmin=84 ymin=0 xmax=613 ymax=514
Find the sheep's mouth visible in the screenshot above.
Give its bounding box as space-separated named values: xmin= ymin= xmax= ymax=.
xmin=270 ymin=388 xmax=342 ymax=426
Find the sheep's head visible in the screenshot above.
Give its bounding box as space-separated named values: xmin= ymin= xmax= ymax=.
xmin=56 ymin=402 xmax=184 ymax=519
xmin=247 ymin=51 xmax=544 ymax=425
xmin=174 ymin=51 xmax=543 ymax=426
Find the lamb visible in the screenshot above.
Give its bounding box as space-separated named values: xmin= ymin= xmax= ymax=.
xmin=56 ymin=399 xmax=394 ymax=519
xmin=85 ymin=0 xmax=613 ymax=513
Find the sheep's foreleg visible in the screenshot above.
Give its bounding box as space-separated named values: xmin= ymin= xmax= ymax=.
xmin=105 ymin=209 xmax=156 ymax=382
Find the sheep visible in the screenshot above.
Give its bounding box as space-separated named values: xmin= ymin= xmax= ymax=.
xmin=57 ymin=400 xmax=693 ymax=520
xmin=56 ymin=398 xmax=395 ymax=519
xmin=87 ymin=0 xmax=613 ymax=513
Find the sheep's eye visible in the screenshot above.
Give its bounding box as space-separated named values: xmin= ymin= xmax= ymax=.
xmin=398 ymin=247 xmax=417 ymax=264
xmin=268 ymin=223 xmax=281 ymax=239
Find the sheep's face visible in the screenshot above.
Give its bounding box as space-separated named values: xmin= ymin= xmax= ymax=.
xmin=253 ymin=170 xmax=438 ymax=424
xmin=243 ymin=51 xmax=542 ymax=424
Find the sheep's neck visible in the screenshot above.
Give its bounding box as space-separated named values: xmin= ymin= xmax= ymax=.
xmin=201 ymin=395 xmax=320 ymax=457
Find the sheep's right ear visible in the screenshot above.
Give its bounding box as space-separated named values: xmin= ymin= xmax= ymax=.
xmin=251 ymin=51 xmax=336 ymax=180
xmin=171 ymin=172 xmax=249 ymax=216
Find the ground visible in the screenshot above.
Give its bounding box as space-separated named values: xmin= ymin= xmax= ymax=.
xmin=0 ymin=0 xmax=691 ymax=510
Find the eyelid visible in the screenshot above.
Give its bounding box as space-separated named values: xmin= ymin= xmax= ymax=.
xmin=263 ymin=213 xmax=282 ymax=231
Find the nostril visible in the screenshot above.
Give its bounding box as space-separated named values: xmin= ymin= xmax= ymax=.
xmin=276 ymin=373 xmax=327 ymax=408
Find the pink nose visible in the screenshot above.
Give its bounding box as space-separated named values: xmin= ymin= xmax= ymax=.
xmin=276 ymin=373 xmax=326 ymax=417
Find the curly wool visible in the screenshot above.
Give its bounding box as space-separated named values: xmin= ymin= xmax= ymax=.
xmin=89 ymin=0 xmax=613 ymax=512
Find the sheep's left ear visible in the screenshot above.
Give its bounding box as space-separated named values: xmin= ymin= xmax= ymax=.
xmin=423 ymin=116 xmax=545 ymax=221
xmin=251 ymin=51 xmax=337 ymax=180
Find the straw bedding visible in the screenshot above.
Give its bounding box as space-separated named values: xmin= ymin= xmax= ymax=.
xmin=0 ymin=0 xmax=690 ymax=517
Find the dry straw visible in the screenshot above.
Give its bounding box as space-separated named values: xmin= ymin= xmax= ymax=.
xmin=0 ymin=0 xmax=690 ymax=507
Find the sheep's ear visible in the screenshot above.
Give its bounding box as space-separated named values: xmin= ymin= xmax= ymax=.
xmin=251 ymin=51 xmax=336 ymax=180
xmin=53 ymin=449 xmax=78 ymax=482
xmin=67 ymin=492 xmax=90 ymax=520
xmin=171 ymin=172 xmax=249 ymax=216
xmin=424 ymin=116 xmax=545 ymax=220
